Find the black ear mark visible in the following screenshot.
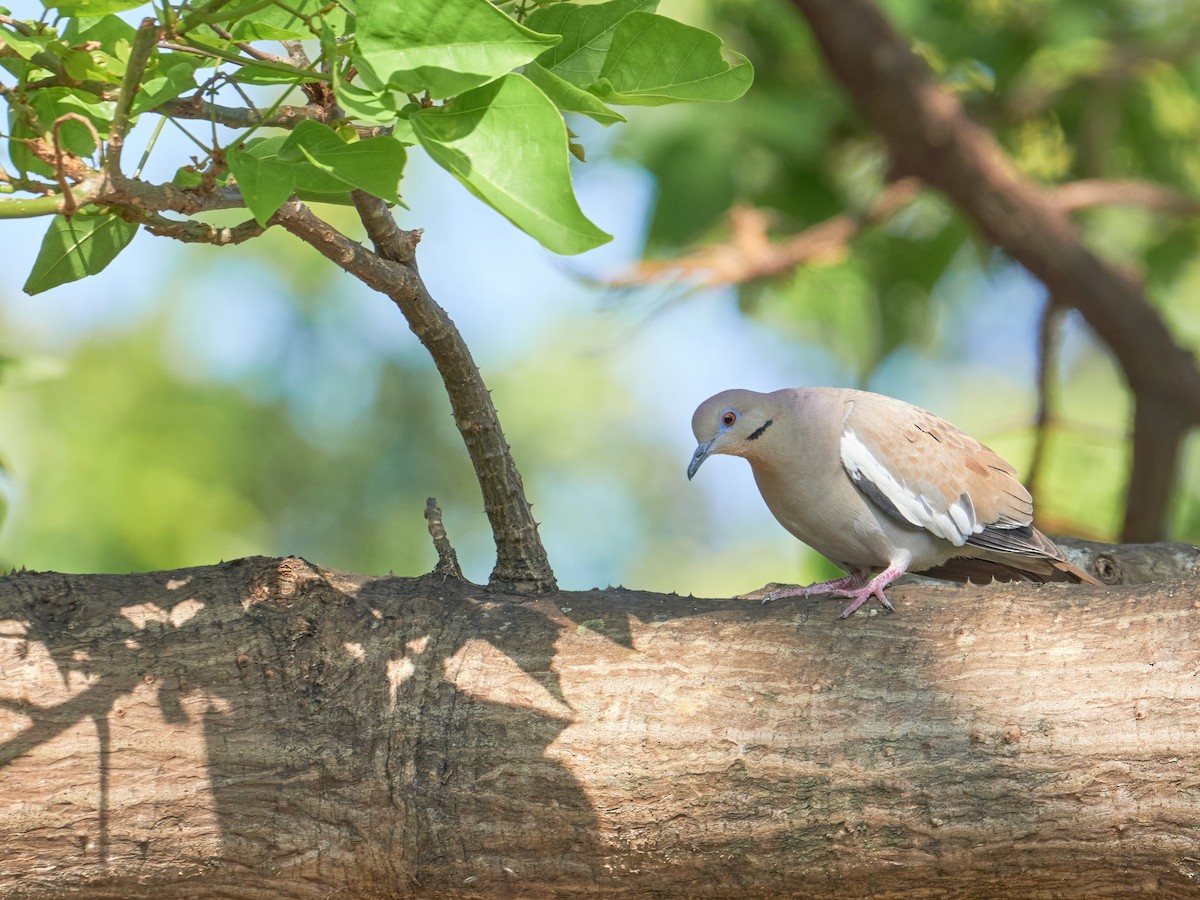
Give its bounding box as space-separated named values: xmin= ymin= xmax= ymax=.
xmin=746 ymin=419 xmax=774 ymax=441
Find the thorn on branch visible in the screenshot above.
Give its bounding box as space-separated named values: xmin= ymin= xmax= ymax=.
xmin=424 ymin=498 xmax=464 ymax=581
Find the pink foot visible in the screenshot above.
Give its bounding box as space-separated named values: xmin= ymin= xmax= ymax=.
xmin=761 ymin=569 xmax=867 ymax=605
xmin=831 ymin=562 xmax=908 ymax=618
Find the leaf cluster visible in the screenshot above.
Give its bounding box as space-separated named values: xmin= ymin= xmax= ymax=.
xmin=0 ymin=0 xmax=753 ymax=289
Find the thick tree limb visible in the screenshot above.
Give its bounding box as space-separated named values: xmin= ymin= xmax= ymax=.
xmin=0 ymin=552 xmax=1196 ymax=897
xmin=790 ymin=0 xmax=1200 ymax=540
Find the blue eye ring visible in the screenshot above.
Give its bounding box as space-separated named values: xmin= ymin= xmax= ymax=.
xmin=721 ymin=410 xmax=737 ymax=428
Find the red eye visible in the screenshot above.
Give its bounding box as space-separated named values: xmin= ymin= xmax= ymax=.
xmin=721 ymin=411 xmax=737 ymax=427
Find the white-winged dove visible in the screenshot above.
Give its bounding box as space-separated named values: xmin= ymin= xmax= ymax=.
xmin=688 ymin=387 xmax=1101 ymax=617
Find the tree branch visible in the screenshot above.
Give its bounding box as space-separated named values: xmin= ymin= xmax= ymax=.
xmin=614 ymin=178 xmax=920 ymax=287
xmin=270 ymin=197 xmax=558 ymax=593
xmin=135 ymin=211 xmax=263 ymax=244
xmin=615 ymin=177 xmax=1199 ymax=290
xmin=105 ymin=18 xmax=159 ymax=181
xmin=790 ymin=0 xmax=1200 ymax=540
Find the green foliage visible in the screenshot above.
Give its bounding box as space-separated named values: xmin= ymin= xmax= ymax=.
xmin=23 ymin=213 xmax=138 ymax=295
xmin=0 ymin=0 xmax=753 ymax=281
xmin=410 ymin=74 xmax=609 ymax=254
xmin=228 ymin=122 xmax=407 ymax=224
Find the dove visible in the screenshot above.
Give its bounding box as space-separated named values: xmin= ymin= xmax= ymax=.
xmin=687 ymin=388 xmax=1101 ymax=617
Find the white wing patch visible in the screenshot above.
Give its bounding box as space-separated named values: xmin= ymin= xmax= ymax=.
xmin=841 ymin=429 xmax=980 ymax=546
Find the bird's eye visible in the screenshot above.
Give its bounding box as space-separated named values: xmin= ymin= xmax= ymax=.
xmin=721 ymin=411 xmax=737 ymax=427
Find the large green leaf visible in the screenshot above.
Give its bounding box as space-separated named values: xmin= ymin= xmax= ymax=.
xmin=523 ymin=61 xmax=626 ymax=125
xmin=526 ymin=0 xmax=657 ymax=88
xmin=592 ymin=12 xmax=753 ymax=105
xmin=411 ymin=73 xmax=610 ymax=255
xmin=24 ymin=213 xmax=138 ymax=295
xmin=356 ymin=0 xmax=560 ymax=98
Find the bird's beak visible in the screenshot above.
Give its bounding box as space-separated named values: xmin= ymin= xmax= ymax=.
xmin=687 ymin=438 xmax=715 ymax=481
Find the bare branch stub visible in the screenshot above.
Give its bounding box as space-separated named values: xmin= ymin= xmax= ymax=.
xmin=423 ymin=497 xmax=464 ymax=580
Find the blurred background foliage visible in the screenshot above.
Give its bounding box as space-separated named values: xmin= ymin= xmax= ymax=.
xmin=1 ymin=0 xmax=1198 ymax=597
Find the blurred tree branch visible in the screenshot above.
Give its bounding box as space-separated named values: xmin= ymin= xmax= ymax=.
xmin=789 ymin=0 xmax=1200 ymax=542
xmin=613 ymin=177 xmax=1200 ymax=290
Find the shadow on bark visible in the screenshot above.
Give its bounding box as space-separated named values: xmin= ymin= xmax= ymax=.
xmin=1 ymin=543 xmax=1198 ymax=896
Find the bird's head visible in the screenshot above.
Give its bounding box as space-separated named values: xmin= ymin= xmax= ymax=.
xmin=687 ymin=389 xmax=775 ymax=480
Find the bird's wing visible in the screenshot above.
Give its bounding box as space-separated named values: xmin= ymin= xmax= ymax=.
xmin=839 ymin=395 xmax=1038 ymax=551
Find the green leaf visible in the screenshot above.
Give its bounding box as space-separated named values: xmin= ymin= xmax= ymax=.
xmin=356 ymin=0 xmax=560 ymax=98
xmin=227 ymin=0 xmax=349 ymax=40
xmin=230 ymin=124 xmax=408 ymax=222
xmin=591 ymin=12 xmax=753 ymax=105
xmin=227 ymin=137 xmax=296 ymax=226
xmin=0 ymin=24 xmax=53 ymax=60
xmin=305 ymin=138 xmax=407 ymax=203
xmin=523 ymin=61 xmax=626 ymax=125
xmin=133 ymin=60 xmax=200 ymax=113
xmin=42 ymin=0 xmax=148 ymax=13
xmin=333 ymin=71 xmax=399 ymax=126
xmin=23 ymin=213 xmax=138 ymax=295
xmin=412 ymin=73 xmax=610 ymax=255
xmin=283 ymin=121 xmax=407 ymax=201
xmin=526 ymin=0 xmax=657 ymax=88
xmin=229 ymin=62 xmax=317 ymax=85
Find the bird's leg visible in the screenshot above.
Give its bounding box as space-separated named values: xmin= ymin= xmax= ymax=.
xmin=760 ymin=569 xmax=868 ymax=605
xmin=832 ymin=561 xmax=909 ymax=618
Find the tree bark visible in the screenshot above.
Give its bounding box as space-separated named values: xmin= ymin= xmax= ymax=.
xmin=0 ymin=548 xmax=1197 ymax=898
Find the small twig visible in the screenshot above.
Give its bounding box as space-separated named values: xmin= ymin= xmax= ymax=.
xmin=51 ymin=113 xmax=101 ymax=214
xmin=135 ymin=211 xmax=264 ymax=244
xmin=159 ymin=40 xmax=331 ymax=81
xmin=1050 ymin=179 xmax=1200 ymax=216
xmin=209 ymin=22 xmax=291 ymax=64
xmin=424 ymin=498 xmax=464 ymax=580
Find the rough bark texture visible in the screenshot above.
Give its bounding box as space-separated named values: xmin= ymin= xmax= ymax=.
xmin=0 ymin=544 xmax=1197 ymax=897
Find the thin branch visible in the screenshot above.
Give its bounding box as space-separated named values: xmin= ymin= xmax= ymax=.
xmin=270 ymin=196 xmax=557 ymax=593
xmin=209 ymin=22 xmax=291 ymax=65
xmin=106 ymin=18 xmax=159 ymax=180
xmin=617 ymin=176 xmax=1200 ymax=290
xmin=0 ymin=194 xmax=72 ymax=218
xmin=1050 ymin=179 xmax=1200 ymax=215
xmin=159 ymin=40 xmax=331 ymax=81
xmin=613 ymin=178 xmax=920 ymax=287
xmin=135 ymin=211 xmax=264 ymax=244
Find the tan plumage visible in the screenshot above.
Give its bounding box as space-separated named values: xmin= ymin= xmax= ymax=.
xmin=687 ymin=387 xmax=1100 ymax=617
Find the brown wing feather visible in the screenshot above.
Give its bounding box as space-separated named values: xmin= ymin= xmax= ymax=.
xmin=846 ymin=392 xmax=1034 ymax=533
